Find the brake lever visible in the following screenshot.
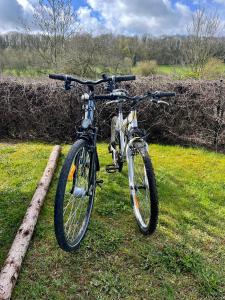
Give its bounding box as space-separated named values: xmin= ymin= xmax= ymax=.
xmin=105 ymin=100 xmax=117 ymax=105
xmin=105 ymin=99 xmax=125 ymax=106
xmin=151 ymin=99 xmax=169 ymax=106
xmin=158 ymin=100 xmax=169 ymax=106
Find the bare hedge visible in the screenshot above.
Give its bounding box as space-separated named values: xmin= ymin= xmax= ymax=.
xmin=0 ymin=76 xmax=225 ymax=151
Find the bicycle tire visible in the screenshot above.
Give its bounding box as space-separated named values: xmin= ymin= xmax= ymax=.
xmin=54 ymin=139 xmax=96 ymax=252
xmin=128 ymin=140 xmax=158 ymax=234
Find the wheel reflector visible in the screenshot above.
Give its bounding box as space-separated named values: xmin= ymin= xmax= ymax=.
xmin=68 ymin=165 xmax=76 ymax=181
xmin=134 ymin=194 xmax=139 ymax=208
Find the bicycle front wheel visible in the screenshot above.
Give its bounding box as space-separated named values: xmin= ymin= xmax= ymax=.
xmin=127 ymin=139 xmax=158 ymax=234
xmin=54 ymin=139 xmax=96 ymax=252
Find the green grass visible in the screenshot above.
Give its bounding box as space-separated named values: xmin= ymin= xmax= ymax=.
xmin=157 ymin=65 xmax=197 ymax=78
xmin=158 ymin=64 xmax=225 ymax=79
xmin=2 ymin=64 xmax=225 ymax=79
xmin=0 ymin=142 xmax=225 ymax=299
xmin=1 ymin=68 xmax=54 ymax=77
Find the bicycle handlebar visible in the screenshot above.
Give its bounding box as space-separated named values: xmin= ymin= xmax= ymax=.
xmin=49 ymin=73 xmax=175 ymax=104
xmin=114 ymin=75 xmax=136 ymax=82
xmin=49 ymin=74 xmax=136 ymax=85
xmin=49 ymin=74 xmax=67 ymax=81
xmin=93 ymin=91 xmax=176 ymax=102
xmin=93 ymin=94 xmax=117 ymax=101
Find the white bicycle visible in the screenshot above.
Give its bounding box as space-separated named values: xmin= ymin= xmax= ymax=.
xmin=104 ymin=82 xmax=175 ymax=234
xmin=50 ymin=72 xmax=175 ymax=251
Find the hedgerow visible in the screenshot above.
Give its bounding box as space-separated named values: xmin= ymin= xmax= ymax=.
xmin=0 ymin=76 xmax=224 ymax=151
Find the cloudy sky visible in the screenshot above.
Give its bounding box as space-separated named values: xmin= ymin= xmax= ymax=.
xmin=0 ymin=0 xmax=225 ymax=35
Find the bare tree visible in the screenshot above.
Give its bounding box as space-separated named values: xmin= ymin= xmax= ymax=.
xmin=185 ymin=8 xmax=221 ymax=74
xmin=24 ymin=0 xmax=78 ymax=67
xmin=64 ymin=33 xmax=101 ymax=77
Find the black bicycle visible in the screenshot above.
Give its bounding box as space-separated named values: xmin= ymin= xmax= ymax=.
xmin=49 ymin=73 xmax=175 ymax=252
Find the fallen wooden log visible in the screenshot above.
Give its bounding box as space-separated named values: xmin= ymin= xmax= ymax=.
xmin=0 ymin=145 xmax=61 ymax=300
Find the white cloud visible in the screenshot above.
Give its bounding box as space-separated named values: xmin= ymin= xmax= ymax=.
xmin=77 ymin=6 xmax=105 ymax=34
xmin=17 ymin=0 xmax=34 ymax=12
xmin=175 ymin=2 xmax=191 ymax=16
xmin=0 ymin=0 xmax=35 ymax=32
xmin=1 ymin=0 xmax=224 ymax=36
xmin=81 ymin=0 xmax=193 ymax=35
xmin=213 ymin=0 xmax=225 ymax=4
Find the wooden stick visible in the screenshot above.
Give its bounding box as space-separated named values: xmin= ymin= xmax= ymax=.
xmin=0 ymin=145 xmax=61 ymax=300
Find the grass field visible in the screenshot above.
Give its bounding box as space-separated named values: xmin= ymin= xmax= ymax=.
xmin=1 ymin=65 xmax=190 ymax=78
xmin=0 ymin=142 xmax=225 ymax=299
xmin=3 ymin=65 xmax=225 ymax=80
xmin=1 ymin=68 xmax=54 ymax=78
xmin=2 ymin=64 xmax=225 ymax=79
xmin=158 ymin=64 xmax=225 ymax=79
xmin=157 ymin=65 xmax=192 ymax=77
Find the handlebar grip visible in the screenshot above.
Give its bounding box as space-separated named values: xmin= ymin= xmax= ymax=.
xmin=49 ymin=74 xmax=67 ymax=81
xmin=93 ymin=94 xmax=118 ymax=101
xmin=155 ymin=92 xmax=176 ymax=98
xmin=115 ymin=75 xmax=136 ymax=82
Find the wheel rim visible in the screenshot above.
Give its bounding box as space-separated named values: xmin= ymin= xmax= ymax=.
xmin=63 ymin=147 xmax=92 ymax=246
xmin=132 ymin=148 xmax=151 ymax=228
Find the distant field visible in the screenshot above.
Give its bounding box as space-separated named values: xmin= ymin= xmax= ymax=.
xmin=0 ymin=142 xmax=224 ymax=299
xmin=1 ymin=68 xmax=54 ymax=77
xmin=158 ymin=64 xmax=225 ymax=79
xmin=2 ymin=64 xmax=225 ymax=79
xmin=2 ymin=65 xmax=186 ymax=78
xmin=158 ymin=65 xmax=191 ymax=75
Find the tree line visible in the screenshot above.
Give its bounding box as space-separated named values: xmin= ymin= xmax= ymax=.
xmin=0 ymin=0 xmax=224 ymax=78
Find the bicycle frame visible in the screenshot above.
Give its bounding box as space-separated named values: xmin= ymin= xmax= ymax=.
xmin=78 ymin=88 xmax=148 ymax=173
xmin=80 ymin=91 xmax=95 ymax=129
xmin=113 ymin=103 xmax=141 ymax=162
xmin=76 ymin=89 xmax=100 ymax=173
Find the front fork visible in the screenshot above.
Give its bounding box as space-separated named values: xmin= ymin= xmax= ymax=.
xmin=71 ymin=127 xmax=99 ymax=197
xmin=126 ymin=137 xmax=148 ymax=201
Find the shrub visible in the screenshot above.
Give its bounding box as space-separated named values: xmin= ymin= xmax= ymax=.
xmin=0 ymin=77 xmax=225 ymax=151
xmin=132 ymin=60 xmax=158 ymax=76
xmin=201 ymin=58 xmax=225 ymax=80
xmin=172 ymin=69 xmax=200 ymax=80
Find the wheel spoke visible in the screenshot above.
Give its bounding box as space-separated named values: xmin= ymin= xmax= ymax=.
xmin=132 ymin=148 xmax=151 ymax=228
xmin=62 ymin=145 xmax=93 ymax=246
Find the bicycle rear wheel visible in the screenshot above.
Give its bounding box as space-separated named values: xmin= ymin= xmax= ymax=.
xmin=54 ymin=139 xmax=96 ymax=251
xmin=127 ymin=139 xmax=158 ymax=234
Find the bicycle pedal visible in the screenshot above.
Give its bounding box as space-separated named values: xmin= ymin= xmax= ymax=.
xmin=105 ymin=164 xmax=119 ymax=173
xmin=96 ymin=179 xmax=104 ymax=186
xmin=108 ymin=144 xmax=113 ymax=154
